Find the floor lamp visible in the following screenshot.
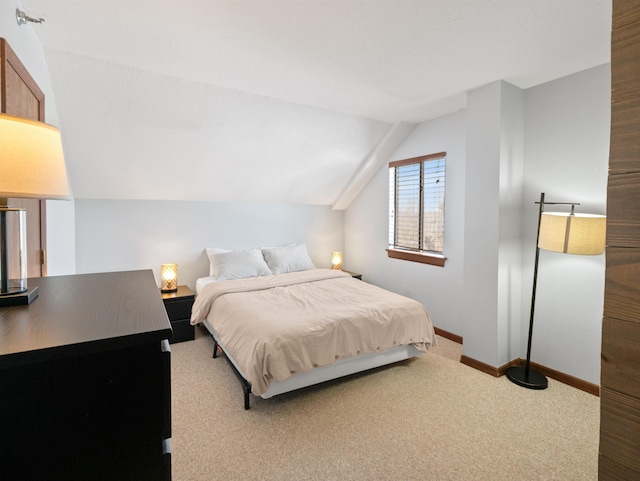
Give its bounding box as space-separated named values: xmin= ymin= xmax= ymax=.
xmin=506 ymin=192 xmax=606 ymax=390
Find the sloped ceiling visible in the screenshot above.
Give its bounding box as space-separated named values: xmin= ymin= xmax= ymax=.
xmin=21 ymin=0 xmax=611 ymax=207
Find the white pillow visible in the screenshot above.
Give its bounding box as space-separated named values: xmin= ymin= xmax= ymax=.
xmin=261 ymin=244 xmax=316 ymax=274
xmin=206 ymin=248 xmax=231 ymax=276
xmin=210 ymin=248 xmax=272 ymax=281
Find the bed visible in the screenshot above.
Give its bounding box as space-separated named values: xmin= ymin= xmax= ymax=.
xmin=190 ymin=244 xmax=436 ymax=409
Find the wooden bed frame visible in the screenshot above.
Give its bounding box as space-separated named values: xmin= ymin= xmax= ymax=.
xmin=201 ymin=319 xmax=424 ymax=409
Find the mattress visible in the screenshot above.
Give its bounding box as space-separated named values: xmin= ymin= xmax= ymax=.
xmin=192 ymin=269 xmax=436 ymax=396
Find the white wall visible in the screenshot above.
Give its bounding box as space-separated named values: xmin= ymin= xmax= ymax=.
xmin=521 ymin=64 xmax=609 ymax=385
xmin=345 ymin=65 xmax=609 ymax=385
xmin=75 ymin=199 xmax=344 ymax=291
xmin=345 ymin=110 xmax=467 ymax=336
xmin=1 ymin=0 xmax=76 ymax=276
xmin=45 ymin=199 xmax=76 ymax=275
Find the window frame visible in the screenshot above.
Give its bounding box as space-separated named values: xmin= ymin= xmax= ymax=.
xmin=388 ymin=151 xmax=447 ymax=267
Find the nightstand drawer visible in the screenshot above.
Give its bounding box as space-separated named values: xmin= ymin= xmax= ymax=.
xmin=164 ymin=298 xmax=193 ymax=321
xmin=170 ymin=318 xmax=194 ymax=343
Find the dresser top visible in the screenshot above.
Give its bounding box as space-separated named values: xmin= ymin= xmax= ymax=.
xmin=0 ymin=270 xmax=171 ymax=367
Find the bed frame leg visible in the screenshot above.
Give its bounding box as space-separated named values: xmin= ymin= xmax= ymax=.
xmin=211 ymin=335 xmax=253 ymax=409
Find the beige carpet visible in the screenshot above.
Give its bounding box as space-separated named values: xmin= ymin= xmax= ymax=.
xmin=170 ymin=327 xmax=599 ymax=481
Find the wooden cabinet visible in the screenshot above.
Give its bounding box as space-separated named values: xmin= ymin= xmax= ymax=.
xmin=161 ymin=285 xmax=195 ymax=343
xmin=0 ymin=270 xmax=172 ymax=481
xmin=600 ymin=1 xmax=640 ymax=478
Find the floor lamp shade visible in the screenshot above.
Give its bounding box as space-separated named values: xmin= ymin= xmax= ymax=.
xmin=0 ymin=113 xmax=70 ymax=306
xmin=538 ymin=212 xmax=606 ymax=255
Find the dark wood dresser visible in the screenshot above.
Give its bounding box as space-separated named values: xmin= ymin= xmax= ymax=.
xmin=0 ymin=270 xmax=172 ymax=481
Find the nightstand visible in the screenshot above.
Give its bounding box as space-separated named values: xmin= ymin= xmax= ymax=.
xmin=161 ymin=285 xmax=195 ymax=343
xmin=342 ymin=270 xmax=363 ymax=280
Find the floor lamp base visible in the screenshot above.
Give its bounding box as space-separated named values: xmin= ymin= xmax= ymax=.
xmin=506 ymin=365 xmax=548 ymax=390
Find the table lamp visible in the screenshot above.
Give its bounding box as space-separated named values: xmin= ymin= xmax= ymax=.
xmin=331 ymin=252 xmax=343 ymax=270
xmin=161 ymin=263 xmax=178 ymax=293
xmin=0 ymin=113 xmax=70 ymax=306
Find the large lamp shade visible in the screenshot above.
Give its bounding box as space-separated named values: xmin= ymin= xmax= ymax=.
xmin=538 ymin=212 xmax=606 ymax=255
xmin=0 ymin=113 xmax=70 ymax=200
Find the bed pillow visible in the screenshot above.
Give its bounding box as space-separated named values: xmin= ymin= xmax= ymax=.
xmin=206 ymin=247 xmax=231 ymax=276
xmin=209 ymin=248 xmax=272 ymax=281
xmin=262 ymin=244 xmax=316 ymax=274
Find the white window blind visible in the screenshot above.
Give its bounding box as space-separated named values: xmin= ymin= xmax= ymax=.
xmin=389 ymin=152 xmax=446 ymax=255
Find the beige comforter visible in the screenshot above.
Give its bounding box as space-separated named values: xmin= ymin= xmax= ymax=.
xmin=191 ymin=269 xmax=435 ymax=396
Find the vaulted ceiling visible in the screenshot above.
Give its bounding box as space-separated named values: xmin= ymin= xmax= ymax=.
xmin=22 ymin=0 xmax=611 ymax=208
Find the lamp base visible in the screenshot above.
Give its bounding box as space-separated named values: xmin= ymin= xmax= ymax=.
xmin=0 ymin=286 xmax=39 ymax=307
xmin=506 ymin=365 xmax=548 ymax=390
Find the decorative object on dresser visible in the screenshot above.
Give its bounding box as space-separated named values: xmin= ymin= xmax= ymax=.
xmin=160 ymin=263 xmax=178 ymax=292
xmin=331 ymin=251 xmax=343 ymax=270
xmin=161 ymin=285 xmax=195 ymax=343
xmin=506 ymin=192 xmax=606 ymax=390
xmin=0 ymin=270 xmax=172 ymax=481
xmin=0 ymin=113 xmax=70 ymax=306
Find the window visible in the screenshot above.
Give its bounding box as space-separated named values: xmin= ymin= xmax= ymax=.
xmin=388 ymin=152 xmax=446 ymax=267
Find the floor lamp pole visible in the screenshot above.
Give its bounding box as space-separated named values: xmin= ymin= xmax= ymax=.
xmin=506 ymin=192 xmax=549 ymax=389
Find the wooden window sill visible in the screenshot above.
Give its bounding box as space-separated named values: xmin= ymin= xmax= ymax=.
xmin=386 ymin=248 xmax=446 ymax=267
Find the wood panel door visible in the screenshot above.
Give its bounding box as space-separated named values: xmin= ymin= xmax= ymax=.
xmin=599 ymin=1 xmax=640 ymax=479
xmin=1 ymin=38 xmax=47 ymax=277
